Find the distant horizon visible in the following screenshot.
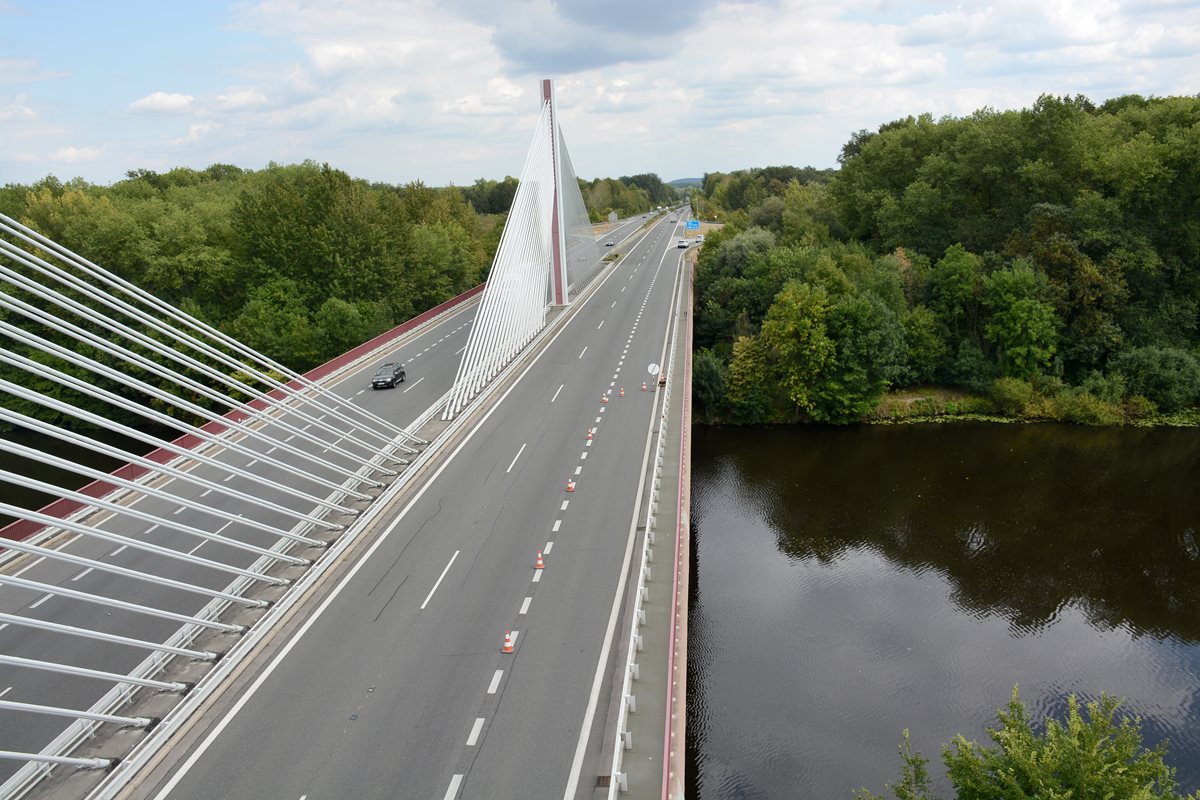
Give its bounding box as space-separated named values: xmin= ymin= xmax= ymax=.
xmin=4 ymin=1 xmax=1197 ymax=188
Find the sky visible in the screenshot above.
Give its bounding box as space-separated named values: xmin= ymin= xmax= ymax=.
xmin=1 ymin=0 xmax=1199 ymax=187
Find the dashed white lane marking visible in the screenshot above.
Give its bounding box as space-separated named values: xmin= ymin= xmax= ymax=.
xmin=443 ymin=774 xmax=463 ymax=800
xmin=356 ymin=390 xmax=365 ymax=396
xmin=466 ymin=717 xmax=485 ymax=746
xmin=488 ymin=670 xmax=503 ymax=694
xmin=551 ymin=384 xmax=564 ymax=403
xmin=146 ymin=524 xmax=159 ymax=534
xmin=267 ymin=447 xmax=278 ymax=454
xmin=609 ymin=381 xmax=615 ymax=387
xmin=187 ymin=540 xmax=206 ymax=556
xmin=544 ymin=541 xmax=554 ymax=554
xmin=586 ymin=440 xmax=592 ymax=448
xmin=420 ymin=549 xmax=460 ymax=610
xmin=222 ymin=474 xmax=234 ymax=482
xmin=519 ymin=597 xmax=532 ymax=615
xmin=506 ymin=443 xmax=527 ymax=473
xmin=286 ymin=434 xmax=296 ymax=442
xmin=552 ymin=520 xmax=562 ymax=532
xmin=110 ymin=545 xmax=126 ymax=557
xmin=171 ymin=507 xmax=184 ymax=516
xmin=594 ymin=416 xmax=601 ymax=423
xmin=70 ymin=567 xmax=93 ymax=582
xmin=621 ymin=286 xmax=625 ymax=292
xmin=574 ymin=466 xmax=582 ymax=476
xmin=455 ymin=345 xmax=466 ymax=354
xmin=611 ymin=301 xmax=616 ymax=308
xmin=200 ymin=489 xmax=212 ymax=498
xmin=600 ymin=407 xmax=606 ymax=413
xmin=581 ymin=452 xmax=588 ymax=460
xmin=612 ymin=373 xmax=618 ymax=380
xmin=532 ymin=570 xmax=542 ymax=583
xmin=402 ymin=376 xmax=425 ymax=393
xmin=29 ymin=594 xmax=52 ymax=609
xmin=246 ymin=459 xmax=258 ymax=467
xmin=597 ymin=320 xmax=604 ymax=330
xmin=578 ymin=346 xmax=588 ymax=359
xmin=0 ymin=687 xmax=10 ymax=699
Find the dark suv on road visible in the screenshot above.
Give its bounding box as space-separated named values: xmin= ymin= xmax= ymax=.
xmin=371 ymin=362 xmax=406 ymax=389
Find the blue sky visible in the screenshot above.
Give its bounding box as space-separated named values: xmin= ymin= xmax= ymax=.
xmin=2 ymin=0 xmax=1199 ymax=186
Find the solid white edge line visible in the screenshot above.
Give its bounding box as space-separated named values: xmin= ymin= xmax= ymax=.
xmin=561 ymin=224 xmax=684 ymax=800
xmin=420 ymin=550 xmax=461 ymax=610
xmin=506 ymin=442 xmax=527 ymax=474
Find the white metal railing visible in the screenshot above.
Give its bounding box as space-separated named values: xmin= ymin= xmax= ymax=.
xmin=608 ymin=263 xmax=684 ymax=796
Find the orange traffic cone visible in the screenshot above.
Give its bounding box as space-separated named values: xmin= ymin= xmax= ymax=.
xmin=642 ymin=382 xmax=647 ymax=392
xmin=601 ymin=393 xmax=607 ymax=403
xmin=587 ymin=428 xmax=593 ymax=440
xmin=535 ymin=551 xmax=545 ymax=569
xmin=567 ymin=478 xmax=576 ymax=492
xmin=619 ymin=387 xmax=625 ymax=397
xmin=502 ymin=631 xmax=515 ymax=653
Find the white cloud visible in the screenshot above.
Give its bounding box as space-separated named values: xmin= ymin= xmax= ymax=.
xmin=214 ymin=89 xmax=268 ymax=110
xmin=170 ymin=121 xmax=216 ymax=145
xmin=129 ymin=91 xmax=195 ymax=112
xmin=0 ymin=92 xmax=35 ymax=120
xmin=49 ymin=146 xmax=103 ymax=163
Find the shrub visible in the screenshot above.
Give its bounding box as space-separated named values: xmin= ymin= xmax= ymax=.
xmin=988 ymin=377 xmax=1034 ymax=416
xmin=1053 ymin=390 xmax=1123 ymax=425
xmin=1125 ymin=394 xmax=1158 ymax=419
xmin=1110 ymin=346 xmax=1200 ymax=412
xmin=909 ymin=396 xmax=947 ymax=417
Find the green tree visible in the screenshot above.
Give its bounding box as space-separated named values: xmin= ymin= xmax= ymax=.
xmin=1110 ymin=346 xmax=1200 ymax=412
xmin=900 ymin=305 xmax=947 ymax=385
xmin=813 ymin=292 xmax=907 ymax=423
xmin=860 ymin=688 xmax=1200 ymax=800
xmin=759 ymin=281 xmax=835 ymax=417
xmin=929 ymin=244 xmax=982 ymax=341
xmin=982 ymin=262 xmax=1059 ymax=378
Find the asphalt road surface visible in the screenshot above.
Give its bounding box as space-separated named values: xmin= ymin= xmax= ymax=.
xmin=143 ymin=213 xmax=689 ymax=800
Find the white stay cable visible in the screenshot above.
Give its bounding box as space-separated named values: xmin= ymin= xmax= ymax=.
xmin=0 ymin=214 xmax=417 ymax=444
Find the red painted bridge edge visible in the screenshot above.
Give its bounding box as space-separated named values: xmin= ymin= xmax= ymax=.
xmin=0 ymin=282 xmax=486 ymax=543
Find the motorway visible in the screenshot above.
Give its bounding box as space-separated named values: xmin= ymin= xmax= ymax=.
xmin=133 ymin=211 xmax=690 ymax=799
xmin=0 ymin=209 xmax=664 ymax=791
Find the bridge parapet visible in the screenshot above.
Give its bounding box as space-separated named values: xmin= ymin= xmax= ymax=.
xmin=598 ymin=258 xmax=692 ymax=800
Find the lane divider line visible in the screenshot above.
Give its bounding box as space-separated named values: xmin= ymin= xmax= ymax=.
xmin=420 ymin=549 xmax=461 ymax=610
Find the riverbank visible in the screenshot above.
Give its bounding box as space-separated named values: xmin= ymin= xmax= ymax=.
xmin=868 ymin=386 xmax=1200 ymax=427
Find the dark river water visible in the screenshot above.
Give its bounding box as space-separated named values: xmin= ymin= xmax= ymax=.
xmin=687 ymin=422 xmax=1200 ymax=798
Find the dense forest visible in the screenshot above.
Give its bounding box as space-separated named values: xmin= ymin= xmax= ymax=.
xmin=460 ymin=172 xmax=677 ymax=220
xmin=0 ymin=161 xmax=671 ymax=432
xmin=692 ymin=94 xmax=1200 ymax=425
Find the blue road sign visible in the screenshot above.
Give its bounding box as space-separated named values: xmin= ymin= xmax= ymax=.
xmin=686 ymin=219 xmax=700 ymax=229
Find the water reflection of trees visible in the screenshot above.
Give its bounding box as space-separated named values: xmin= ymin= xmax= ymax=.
xmin=696 ymin=423 xmax=1200 ymax=641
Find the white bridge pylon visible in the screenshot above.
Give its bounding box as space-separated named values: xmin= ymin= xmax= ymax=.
xmin=443 ymin=79 xmax=598 ymax=419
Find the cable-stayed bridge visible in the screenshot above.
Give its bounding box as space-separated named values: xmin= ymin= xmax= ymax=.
xmin=0 ymin=79 xmax=692 ymax=800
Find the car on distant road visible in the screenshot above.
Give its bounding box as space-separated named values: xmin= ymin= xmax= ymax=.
xmin=371 ymin=362 xmax=406 ymax=389
xmin=696 ymin=234 xmax=705 ymax=242
xmin=606 ymin=240 xmax=615 ymax=246
xmin=677 ymin=239 xmax=688 ymax=248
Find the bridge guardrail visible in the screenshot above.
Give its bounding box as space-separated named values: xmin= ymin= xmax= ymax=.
xmin=607 ymin=254 xmax=686 ymax=797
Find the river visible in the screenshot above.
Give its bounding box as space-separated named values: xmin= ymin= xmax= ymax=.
xmin=687 ymin=422 xmax=1200 ymax=798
